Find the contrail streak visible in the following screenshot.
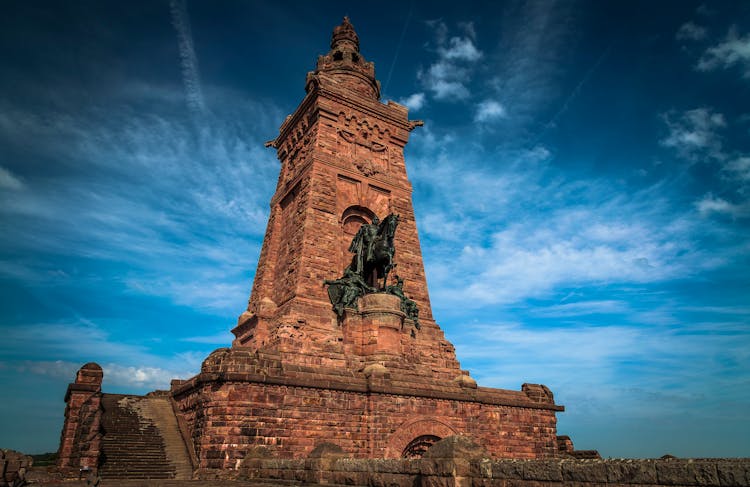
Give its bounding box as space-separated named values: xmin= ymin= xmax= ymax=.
xmin=383 ymin=2 xmax=414 ymax=95
xmin=531 ymin=45 xmax=611 ymax=146
xmin=170 ymin=0 xmax=205 ymax=115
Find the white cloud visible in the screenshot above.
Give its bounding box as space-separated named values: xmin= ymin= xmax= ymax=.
xmin=697 ymin=27 xmax=750 ymax=78
xmin=660 ymin=107 xmax=726 ymax=161
xmin=0 ymin=166 xmax=23 ymax=190
xmin=0 ymin=318 xmax=206 ymax=389
xmin=696 ymin=193 xmax=749 ymax=218
xmin=408 ymin=134 xmax=725 ymax=310
xmin=430 ymin=80 xmax=470 ymax=100
xmin=104 ymin=363 xmax=186 ymax=388
xmin=676 ymin=21 xmax=707 ymax=41
xmin=474 ymin=99 xmax=507 ymax=122
xmin=398 ymin=92 xmax=426 ymax=111
xmin=438 ymin=36 xmax=482 ymax=61
xmin=419 ymin=22 xmax=483 ymax=102
xmin=723 ymin=156 xmax=750 ymax=181
xmin=419 ymin=61 xmax=471 ymax=101
xmin=2 ymin=360 xmax=195 ymax=389
xmin=125 ymin=276 xmax=249 ymax=312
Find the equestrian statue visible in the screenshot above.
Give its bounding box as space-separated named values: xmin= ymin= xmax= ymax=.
xmin=324 ymin=213 xmax=419 ymax=327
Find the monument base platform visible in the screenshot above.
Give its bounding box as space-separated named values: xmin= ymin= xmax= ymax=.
xmin=169 ymin=344 xmax=563 ymax=471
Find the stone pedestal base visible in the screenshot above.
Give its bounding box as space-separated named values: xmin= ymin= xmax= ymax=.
xmin=342 ymin=293 xmax=405 ymax=356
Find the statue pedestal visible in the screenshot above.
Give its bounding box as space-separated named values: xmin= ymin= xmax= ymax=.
xmin=343 ymin=293 xmax=404 ymax=356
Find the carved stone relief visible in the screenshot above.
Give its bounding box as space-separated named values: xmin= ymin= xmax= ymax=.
xmin=336 ymin=112 xmax=390 ymax=176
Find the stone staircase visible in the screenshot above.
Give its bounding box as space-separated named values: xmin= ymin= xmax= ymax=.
xmin=99 ymin=394 xmax=193 ymax=480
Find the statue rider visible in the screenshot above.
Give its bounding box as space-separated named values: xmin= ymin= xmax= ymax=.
xmin=348 ymin=216 xmax=380 ymax=277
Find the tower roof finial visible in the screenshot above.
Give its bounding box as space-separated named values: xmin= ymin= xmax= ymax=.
xmin=331 ymin=16 xmax=359 ymax=52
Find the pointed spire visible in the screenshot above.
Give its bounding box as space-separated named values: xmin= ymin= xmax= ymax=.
xmin=331 ymin=16 xmax=359 ymax=52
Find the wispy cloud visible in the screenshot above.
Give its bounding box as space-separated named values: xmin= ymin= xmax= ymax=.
xmin=3 ymin=360 xmax=195 ymax=389
xmin=453 ymin=318 xmax=750 ymax=447
xmin=418 ymin=20 xmax=483 ymax=101
xmin=488 ymin=0 xmax=578 ymax=137
xmin=0 ymin=166 xmax=24 ymax=190
xmin=0 ymin=318 xmax=206 ymax=388
xmin=408 ymin=132 xmax=727 ymax=312
xmin=676 ymin=21 xmax=708 ymax=42
xmin=474 ymin=99 xmax=507 ymax=123
xmin=398 ymin=92 xmax=426 ymax=111
xmin=438 ymin=36 xmax=482 ymax=61
xmin=695 ymin=193 xmax=750 ymax=218
xmin=170 ymin=0 xmax=206 ymax=114
xmin=723 ymin=156 xmax=750 ymax=181
xmin=697 ymin=26 xmax=750 ymax=78
xmin=0 ymin=86 xmax=280 ymax=313
xmin=659 ymin=108 xmax=750 ymax=218
xmin=660 ymin=107 xmax=726 ymax=161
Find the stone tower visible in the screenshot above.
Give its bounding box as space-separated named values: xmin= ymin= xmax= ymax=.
xmin=231 ymin=16 xmax=460 ymax=379
xmin=58 ymin=19 xmax=568 ymax=475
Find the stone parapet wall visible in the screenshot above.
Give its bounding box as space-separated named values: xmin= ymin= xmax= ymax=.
xmin=238 ymin=456 xmax=750 ymax=487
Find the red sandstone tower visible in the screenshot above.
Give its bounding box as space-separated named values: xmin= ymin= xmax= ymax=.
xmin=230 ymin=16 xmax=459 ymax=382
xmin=58 ymin=18 xmax=568 ymax=476
xmin=169 ymin=18 xmax=563 ymax=468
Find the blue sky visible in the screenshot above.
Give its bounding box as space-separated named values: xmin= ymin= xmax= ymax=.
xmin=1 ymin=1 xmax=749 ymax=458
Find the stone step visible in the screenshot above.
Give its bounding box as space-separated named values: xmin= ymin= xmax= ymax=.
xmin=99 ymin=394 xmax=187 ymax=480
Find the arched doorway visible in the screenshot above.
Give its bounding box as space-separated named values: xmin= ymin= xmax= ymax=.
xmin=401 ymin=434 xmax=441 ymax=458
xmin=385 ymin=418 xmax=457 ymax=458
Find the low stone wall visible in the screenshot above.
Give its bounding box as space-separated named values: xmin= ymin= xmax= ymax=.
xmin=239 ymin=457 xmax=750 ymax=487
xmin=236 ymin=439 xmax=750 ymax=487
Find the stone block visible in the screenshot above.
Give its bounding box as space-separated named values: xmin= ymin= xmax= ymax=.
xmin=491 ymin=460 xmax=526 ymax=479
xmin=606 ymin=459 xmax=658 ymax=484
xmin=717 ymin=461 xmax=750 ymax=486
xmin=561 ymin=460 xmax=609 ymax=483
xmin=522 ymin=460 xmax=563 ymax=481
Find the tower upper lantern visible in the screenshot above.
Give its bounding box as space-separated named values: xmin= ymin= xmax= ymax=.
xmin=306 ymin=17 xmax=381 ymax=100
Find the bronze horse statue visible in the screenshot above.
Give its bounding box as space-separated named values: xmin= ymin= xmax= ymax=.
xmin=348 ymin=213 xmax=399 ymax=291
xmin=325 ymin=213 xmax=418 ymax=323
xmin=364 ymin=213 xmax=399 ymax=290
